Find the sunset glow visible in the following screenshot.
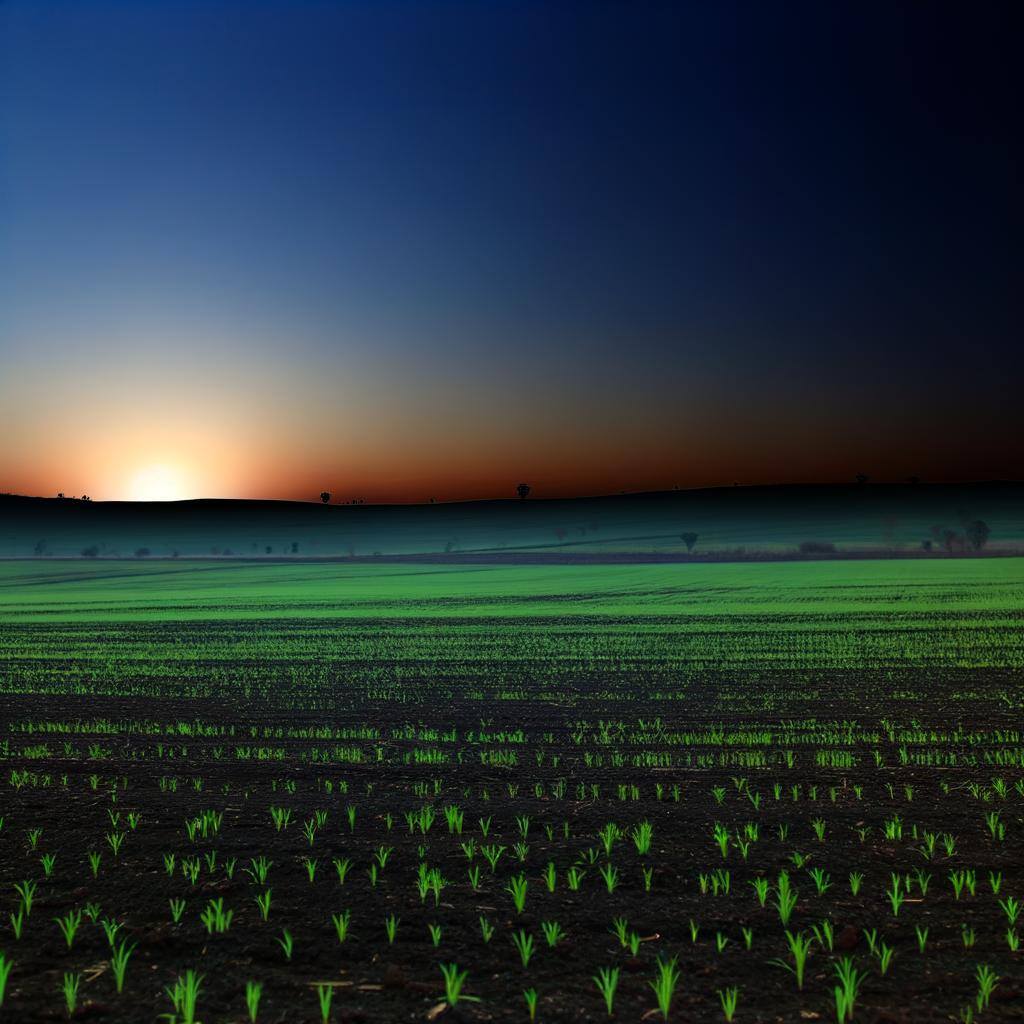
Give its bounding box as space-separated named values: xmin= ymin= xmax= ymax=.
xmin=1 ymin=2 xmax=1019 ymax=502
xmin=126 ymin=464 xmax=192 ymax=503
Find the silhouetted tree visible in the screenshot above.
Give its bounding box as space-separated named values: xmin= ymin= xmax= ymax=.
xmin=56 ymin=492 xmax=65 ymax=499
xmin=320 ymin=491 xmax=330 ymax=504
xmin=941 ymin=528 xmax=960 ymax=553
xmin=33 ymin=540 xmax=48 ymax=556
xmin=908 ymin=476 xmax=921 ymax=485
xmin=965 ymin=520 xmax=991 ymax=551
xmin=291 ymin=541 xmax=299 ymax=554
xmin=265 ymin=545 xmax=273 ymax=554
xmin=516 ymin=483 xmax=531 ymax=500
xmin=134 ymin=547 xmax=150 ymax=558
xmin=921 ymin=539 xmax=933 ymax=551
xmin=855 ymin=473 xmax=868 ymax=485
xmin=681 ymin=532 xmax=698 ymax=552
xmin=80 ymin=545 xmax=99 ymax=558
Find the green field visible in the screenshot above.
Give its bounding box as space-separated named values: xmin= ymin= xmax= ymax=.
xmin=2 ymin=559 xmax=1023 ymax=702
xmin=2 ymin=560 xmax=1024 ymax=1023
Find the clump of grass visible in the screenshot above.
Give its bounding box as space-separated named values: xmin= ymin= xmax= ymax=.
xmin=165 ymin=970 xmax=202 ymax=1024
xmin=648 ymin=955 xmax=680 ymax=1019
xmin=593 ymin=966 xmax=620 ymax=1016
xmin=110 ymin=939 xmax=136 ymax=993
xmin=62 ymin=972 xmax=81 ymax=1018
xmin=245 ymin=980 xmax=262 ymax=1023
xmin=0 ymin=953 xmax=13 ymax=1008
xmin=439 ymin=963 xmax=478 ymax=1006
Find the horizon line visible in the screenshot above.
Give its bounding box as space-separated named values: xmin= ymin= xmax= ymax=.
xmin=4 ymin=477 xmax=1023 ymax=507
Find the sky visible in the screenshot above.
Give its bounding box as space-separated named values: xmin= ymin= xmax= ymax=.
xmin=1 ymin=1 xmax=1021 ymax=502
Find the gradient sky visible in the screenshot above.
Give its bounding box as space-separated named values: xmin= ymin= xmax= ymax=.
xmin=1 ymin=1 xmax=1021 ymax=502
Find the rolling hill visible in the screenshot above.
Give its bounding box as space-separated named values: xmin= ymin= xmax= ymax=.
xmin=2 ymin=483 xmax=1023 ymax=560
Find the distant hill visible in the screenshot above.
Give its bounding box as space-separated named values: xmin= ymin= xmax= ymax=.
xmin=2 ymin=483 xmax=1023 ymax=560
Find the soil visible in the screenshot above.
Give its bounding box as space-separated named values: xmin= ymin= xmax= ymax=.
xmin=0 ymin=684 xmax=1021 ymax=1023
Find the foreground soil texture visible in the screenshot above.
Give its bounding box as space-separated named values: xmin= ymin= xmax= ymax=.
xmin=0 ymin=559 xmax=1022 ymax=1023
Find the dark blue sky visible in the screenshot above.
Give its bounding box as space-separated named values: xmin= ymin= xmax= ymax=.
xmin=2 ymin=1 xmax=1021 ymax=500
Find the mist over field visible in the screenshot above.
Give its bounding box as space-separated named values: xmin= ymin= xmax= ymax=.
xmin=3 ymin=483 xmax=1022 ymax=559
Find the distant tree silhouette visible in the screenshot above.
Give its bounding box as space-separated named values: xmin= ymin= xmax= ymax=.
xmin=855 ymin=474 xmax=869 ymax=485
xmin=291 ymin=541 xmax=299 ymax=554
xmin=33 ymin=540 xmax=48 ymax=556
xmin=265 ymin=545 xmax=273 ymax=554
xmin=516 ymin=483 xmax=531 ymax=500
xmin=908 ymin=476 xmax=921 ymax=485
xmin=320 ymin=491 xmax=330 ymax=503
xmin=681 ymin=532 xmax=698 ymax=552
xmin=965 ymin=520 xmax=991 ymax=551
xmin=80 ymin=545 xmax=99 ymax=558
xmin=921 ymin=539 xmax=933 ymax=551
xmin=134 ymin=547 xmax=150 ymax=558
xmin=940 ymin=528 xmax=961 ymax=553
xmin=56 ymin=492 xmax=65 ymax=499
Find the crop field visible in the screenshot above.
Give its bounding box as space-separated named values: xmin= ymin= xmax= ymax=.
xmin=0 ymin=559 xmax=1022 ymax=1022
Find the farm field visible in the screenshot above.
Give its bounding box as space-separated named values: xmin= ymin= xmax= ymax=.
xmin=0 ymin=559 xmax=1023 ymax=1022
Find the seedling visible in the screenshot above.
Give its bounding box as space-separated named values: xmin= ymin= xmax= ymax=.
xmin=62 ymin=971 xmax=81 ymax=1018
xmin=332 ymin=909 xmax=351 ymax=943
xmin=648 ymin=955 xmax=680 ymax=1019
xmin=771 ymin=930 xmax=814 ymax=990
xmin=55 ymin=909 xmax=83 ymax=950
xmin=165 ymin=970 xmax=203 ymax=1024
xmin=507 ymin=874 xmax=529 ymax=913
xmin=245 ymin=980 xmax=262 ymax=1023
xmin=316 ymin=983 xmax=333 ymax=1023
xmin=512 ymin=929 xmax=535 ymax=966
xmin=103 ymin=938 xmax=134 ymax=995
xmin=0 ymin=953 xmax=12 ymax=1008
xmin=833 ymin=957 xmax=866 ymax=1022
xmin=255 ymin=889 xmax=272 ymax=921
xmin=718 ymin=986 xmax=740 ymax=1022
xmin=439 ymin=963 xmax=478 ymax=1005
xmin=524 ymin=987 xmax=538 ymax=1022
xmin=14 ymin=881 xmax=37 ymax=917
xmin=593 ymin=966 xmax=620 ymax=1016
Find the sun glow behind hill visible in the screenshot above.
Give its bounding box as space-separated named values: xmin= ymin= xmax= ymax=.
xmin=126 ymin=464 xmax=194 ymax=502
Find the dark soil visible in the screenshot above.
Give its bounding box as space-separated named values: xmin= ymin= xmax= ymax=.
xmin=0 ymin=683 xmax=1021 ymax=1023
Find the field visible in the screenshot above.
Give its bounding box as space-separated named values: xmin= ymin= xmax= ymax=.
xmin=0 ymin=558 xmax=1023 ymax=1022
